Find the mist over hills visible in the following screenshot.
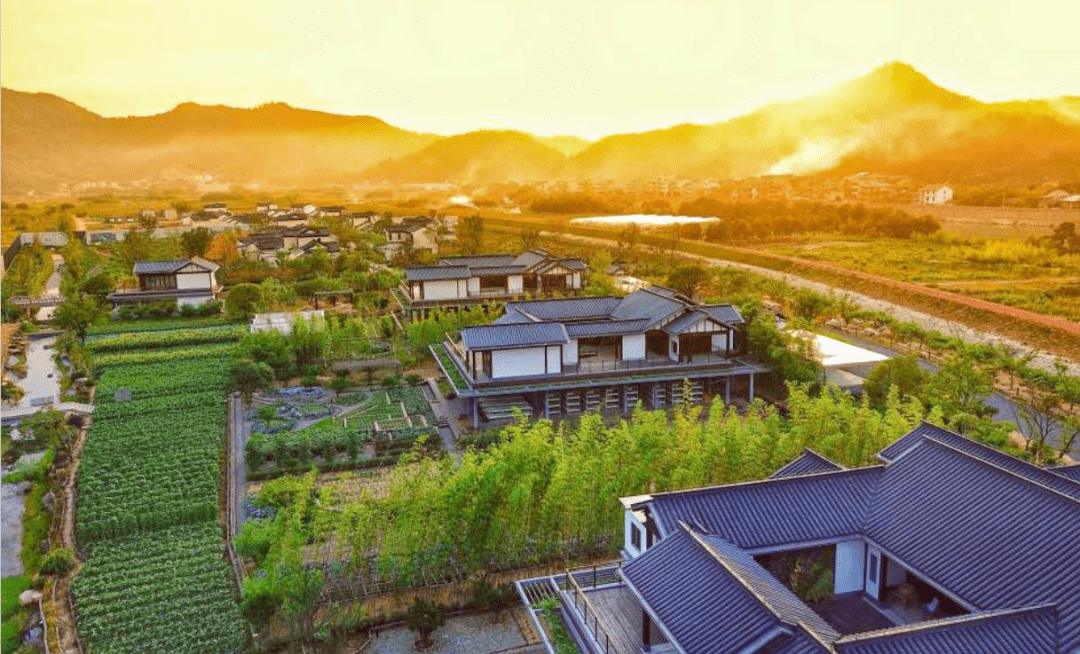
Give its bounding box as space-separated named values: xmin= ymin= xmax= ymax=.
xmin=4 ymin=62 xmax=1079 ymax=193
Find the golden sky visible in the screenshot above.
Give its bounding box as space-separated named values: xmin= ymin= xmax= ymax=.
xmin=3 ymin=0 xmax=1079 ymax=139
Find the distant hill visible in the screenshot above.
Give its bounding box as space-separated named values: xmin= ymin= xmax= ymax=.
xmin=363 ymin=130 xmax=567 ymax=183
xmin=4 ymin=63 xmax=1080 ymax=191
xmin=565 ymin=62 xmax=1080 ymax=184
xmin=1 ymin=90 xmax=437 ymax=192
xmin=537 ymin=135 xmax=592 ymax=157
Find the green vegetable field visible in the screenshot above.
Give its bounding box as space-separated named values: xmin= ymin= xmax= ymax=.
xmin=74 ymin=325 xmax=247 ymax=654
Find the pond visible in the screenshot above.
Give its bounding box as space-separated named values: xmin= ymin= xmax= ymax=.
xmin=571 ymin=214 xmax=720 ymax=227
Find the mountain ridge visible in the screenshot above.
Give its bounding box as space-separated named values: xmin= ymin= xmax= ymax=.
xmin=4 ymin=62 xmax=1079 ymax=192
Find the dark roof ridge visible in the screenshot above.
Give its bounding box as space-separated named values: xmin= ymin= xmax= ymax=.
xmin=913 ymin=436 xmax=1080 ymax=505
xmin=683 ymin=525 xmax=840 ymax=644
xmin=833 ymin=604 xmax=1058 ymax=645
xmin=648 ymin=464 xmax=883 ymax=500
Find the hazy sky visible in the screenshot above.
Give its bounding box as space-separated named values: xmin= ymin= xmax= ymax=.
xmin=3 ymin=0 xmax=1079 ymax=139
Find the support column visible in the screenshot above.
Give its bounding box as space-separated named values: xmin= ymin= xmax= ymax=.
xmin=471 ymin=398 xmax=479 ymax=429
xmin=725 ymin=378 xmax=731 ymax=405
xmin=748 ymin=373 xmax=755 ymax=401
xmin=642 ymin=611 xmax=651 ymax=648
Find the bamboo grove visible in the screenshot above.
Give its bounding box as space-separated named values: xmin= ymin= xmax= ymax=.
xmin=239 ymin=385 xmax=928 ymax=614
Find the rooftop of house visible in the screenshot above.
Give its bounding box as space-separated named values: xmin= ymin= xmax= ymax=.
xmin=404 ymin=249 xmax=588 ymax=282
xmin=132 ymin=256 xmax=220 ymax=275
xmin=622 ymin=422 xmax=1080 ymax=654
xmin=490 ymin=286 xmax=745 ymax=332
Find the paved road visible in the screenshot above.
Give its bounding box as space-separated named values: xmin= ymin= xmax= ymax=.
xmin=822 ymin=327 xmax=1076 ymax=457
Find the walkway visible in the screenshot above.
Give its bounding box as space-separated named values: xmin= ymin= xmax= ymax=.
xmin=35 ymin=253 xmax=65 ymax=321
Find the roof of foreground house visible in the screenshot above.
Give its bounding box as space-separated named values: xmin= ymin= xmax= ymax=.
xmin=625 ymin=422 xmax=1080 ymax=654
xmin=132 ymin=256 xmax=220 ymax=275
xmin=459 ymin=322 xmax=570 ymax=351
xmin=414 ymin=249 xmax=588 ymax=279
xmin=770 ymin=449 xmax=845 ymax=479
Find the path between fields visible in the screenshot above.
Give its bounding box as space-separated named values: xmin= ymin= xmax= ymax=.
xmin=558 ymin=233 xmax=1080 ymax=377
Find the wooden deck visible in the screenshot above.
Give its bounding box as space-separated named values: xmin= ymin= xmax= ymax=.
xmin=811 ymin=595 xmax=897 ymax=635
xmin=568 ymin=585 xmax=655 ymax=654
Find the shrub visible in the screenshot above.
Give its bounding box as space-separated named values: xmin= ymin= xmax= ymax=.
xmin=40 ymin=547 xmax=76 ymax=576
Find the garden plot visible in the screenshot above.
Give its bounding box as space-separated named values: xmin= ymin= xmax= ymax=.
xmin=244 ymin=386 xmax=439 ymax=480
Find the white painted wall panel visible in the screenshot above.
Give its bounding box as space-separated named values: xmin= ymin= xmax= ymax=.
xmin=546 ymin=346 xmax=562 ymax=374
xmin=491 ymin=347 xmax=547 ymax=378
xmin=508 ymin=275 xmax=523 ymax=294
xmin=563 ymin=339 xmax=579 ymax=365
xmin=467 ymin=277 xmax=480 ymax=294
xmin=176 ymin=272 xmax=212 ymax=290
xmin=423 ymin=279 xmax=461 ymax=300
xmin=622 ymin=334 xmax=646 ymax=360
xmin=835 ymin=540 xmax=865 ymax=595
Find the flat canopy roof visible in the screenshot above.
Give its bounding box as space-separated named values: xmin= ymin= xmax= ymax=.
xmin=791 ymin=331 xmax=889 ymax=368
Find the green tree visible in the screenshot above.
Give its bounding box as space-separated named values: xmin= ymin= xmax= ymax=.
xmin=232 ymin=358 xmax=275 ymax=402
xmin=863 ymin=356 xmax=927 ymax=408
xmin=405 ymin=597 xmax=446 ymax=649
xmin=52 ymin=293 xmax=104 ymax=343
xmin=926 ymin=353 xmax=995 ymax=433
xmin=180 ymin=227 xmax=214 ymax=258
xmin=460 ymin=214 xmax=484 ymax=254
xmin=225 ymin=283 xmax=264 ymax=321
xmin=520 ymin=226 xmax=541 ymax=250
xmin=666 ymin=264 xmax=711 ymax=300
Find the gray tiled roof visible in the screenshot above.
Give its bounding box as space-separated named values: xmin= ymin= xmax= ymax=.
xmin=439 ymin=255 xmax=517 ymax=267
xmin=564 ymin=319 xmax=650 ymax=338
xmin=506 ymin=297 xmax=623 ymax=321
xmin=511 ymin=249 xmax=549 ymax=269
xmin=879 ymin=422 xmax=1080 ymax=501
xmin=460 ymin=322 xmax=569 ymax=350
xmin=863 ymin=438 xmax=1080 ymax=653
xmin=133 ymin=260 xmax=190 ymax=274
xmin=834 ymin=605 xmax=1057 ymax=654
xmin=405 ymin=266 xmax=471 ymax=282
xmin=770 ymin=449 xmax=844 ymax=479
xmin=610 ymin=287 xmax=686 ymax=327
xmin=662 ymin=310 xmax=735 ymax=335
xmin=1049 ymin=464 xmax=1080 ymax=483
xmin=622 ymin=527 xmax=838 ymax=654
xmin=648 ymin=467 xmax=882 ymax=548
xmin=701 ymin=303 xmax=745 ymax=325
xmin=491 ymin=308 xmax=536 ymax=325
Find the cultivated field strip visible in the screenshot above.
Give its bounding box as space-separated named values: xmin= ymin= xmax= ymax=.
xmin=72 ymin=325 xmax=246 ymax=654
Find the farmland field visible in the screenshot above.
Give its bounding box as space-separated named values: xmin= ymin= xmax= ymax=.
xmin=73 ymin=324 xmax=246 ymax=654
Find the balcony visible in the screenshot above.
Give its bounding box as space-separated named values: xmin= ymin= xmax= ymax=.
xmin=398 ymin=283 xmax=580 ymax=309
xmin=440 ymin=339 xmax=763 ymax=391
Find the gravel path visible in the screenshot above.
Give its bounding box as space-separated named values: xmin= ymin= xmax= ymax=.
xmin=366 ymin=612 xmax=535 ymax=654
xmin=563 ymin=234 xmax=1080 ymax=377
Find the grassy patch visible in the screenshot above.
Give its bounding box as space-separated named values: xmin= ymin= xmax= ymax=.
xmin=2 ymin=576 xmax=32 ymax=653
xmin=21 ymin=480 xmax=51 ymax=575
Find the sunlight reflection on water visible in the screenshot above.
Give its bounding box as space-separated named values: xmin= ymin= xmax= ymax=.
xmin=570 ymin=214 xmax=720 ymax=226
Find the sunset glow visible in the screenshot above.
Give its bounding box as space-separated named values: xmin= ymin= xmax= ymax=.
xmin=3 ymin=0 xmax=1078 ymax=138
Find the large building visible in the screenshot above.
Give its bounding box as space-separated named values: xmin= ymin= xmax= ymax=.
xmin=397 ymin=249 xmax=588 ymax=318
xmin=106 ymin=257 xmax=221 ymax=308
xmin=433 ymin=285 xmax=768 ymax=427
xmin=518 ymin=423 xmax=1080 ymax=654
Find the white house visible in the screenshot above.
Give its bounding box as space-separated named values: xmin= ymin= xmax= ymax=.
xmin=106 ymin=257 xmax=221 ymax=308
xmin=918 ymin=184 xmax=953 ymax=205
xmin=402 ymin=249 xmax=588 ymax=316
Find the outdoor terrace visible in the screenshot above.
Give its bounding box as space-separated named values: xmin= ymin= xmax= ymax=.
xmin=440 ymin=339 xmax=762 ymax=390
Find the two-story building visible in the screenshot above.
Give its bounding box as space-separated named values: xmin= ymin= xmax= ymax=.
xmin=518 ymin=422 xmax=1080 ymax=654
xmin=433 ymin=285 xmax=768 ymax=427
xmin=106 ymin=257 xmax=221 ymax=308
xmin=382 ymin=216 xmax=439 ymax=260
xmin=397 ymin=249 xmax=588 ymax=318
xmin=918 ymin=184 xmax=953 ymax=205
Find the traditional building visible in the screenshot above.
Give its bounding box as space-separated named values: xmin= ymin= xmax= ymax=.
xmin=238 ymin=226 xmax=340 ymax=264
xmin=397 ymin=249 xmax=587 ymax=317
xmin=106 ymin=257 xmax=221 ymax=308
xmin=918 ymin=184 xmax=953 ymax=205
xmin=433 ymin=285 xmax=767 ymax=427
xmin=518 ymin=423 xmax=1080 ymax=654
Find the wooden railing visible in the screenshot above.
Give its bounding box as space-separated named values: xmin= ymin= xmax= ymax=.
xmin=565 ymin=566 xmax=619 ymax=654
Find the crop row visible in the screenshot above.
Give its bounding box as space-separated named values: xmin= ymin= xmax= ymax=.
xmin=75 ymin=337 xmax=247 ymax=653
xmin=93 ymin=342 xmax=237 ymax=369
xmin=88 ymin=325 xmax=247 ymax=353
xmin=88 ymin=316 xmax=234 ymax=336
xmin=72 ymin=525 xmax=245 ymax=654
